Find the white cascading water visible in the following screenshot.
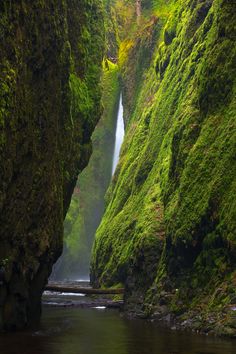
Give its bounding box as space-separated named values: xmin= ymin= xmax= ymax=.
xmin=112 ymin=95 xmax=125 ymax=175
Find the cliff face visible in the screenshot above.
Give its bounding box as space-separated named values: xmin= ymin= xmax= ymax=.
xmin=91 ymin=0 xmax=236 ymax=336
xmin=0 ymin=0 xmax=104 ymax=329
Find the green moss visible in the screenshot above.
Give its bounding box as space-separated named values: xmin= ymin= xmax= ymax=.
xmin=91 ymin=0 xmax=236 ymax=336
xmin=0 ymin=0 xmax=105 ymax=329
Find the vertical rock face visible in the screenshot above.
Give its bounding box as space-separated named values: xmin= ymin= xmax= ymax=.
xmin=0 ymin=0 xmax=104 ymax=329
xmin=91 ymin=0 xmax=236 ymax=336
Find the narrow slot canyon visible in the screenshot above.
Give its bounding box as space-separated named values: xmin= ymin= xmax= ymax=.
xmin=0 ymin=0 xmax=235 ymax=353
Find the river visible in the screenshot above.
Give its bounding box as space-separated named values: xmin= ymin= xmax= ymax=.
xmin=0 ymin=295 xmax=234 ymax=354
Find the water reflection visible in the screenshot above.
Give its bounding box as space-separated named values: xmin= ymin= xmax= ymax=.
xmin=125 ymin=318 xmax=233 ymax=354
xmin=0 ymin=307 xmax=234 ymax=354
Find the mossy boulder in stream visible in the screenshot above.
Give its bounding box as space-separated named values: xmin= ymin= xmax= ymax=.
xmin=0 ymin=0 xmax=104 ymax=329
xmin=91 ymin=0 xmax=236 ymax=337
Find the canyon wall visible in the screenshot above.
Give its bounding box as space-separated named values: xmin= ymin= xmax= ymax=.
xmin=0 ymin=0 xmax=104 ymax=329
xmin=91 ymin=0 xmax=236 ymax=336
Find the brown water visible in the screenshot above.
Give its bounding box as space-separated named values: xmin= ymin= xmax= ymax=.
xmin=0 ymin=305 xmax=234 ymax=354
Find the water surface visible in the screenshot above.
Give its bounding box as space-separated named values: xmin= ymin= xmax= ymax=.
xmin=0 ymin=306 xmax=234 ymax=354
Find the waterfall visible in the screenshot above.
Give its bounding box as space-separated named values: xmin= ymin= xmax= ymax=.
xmin=112 ymin=95 xmax=125 ymax=175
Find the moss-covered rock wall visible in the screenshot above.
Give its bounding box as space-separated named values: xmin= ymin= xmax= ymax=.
xmin=0 ymin=0 xmax=104 ymax=329
xmin=91 ymin=0 xmax=236 ymax=336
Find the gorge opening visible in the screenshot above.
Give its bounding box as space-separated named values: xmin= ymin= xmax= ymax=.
xmin=51 ymin=90 xmax=124 ymax=282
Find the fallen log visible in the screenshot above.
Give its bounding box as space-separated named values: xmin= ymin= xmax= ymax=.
xmin=43 ymin=299 xmax=124 ymax=309
xmin=45 ymin=284 xmax=124 ymax=295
